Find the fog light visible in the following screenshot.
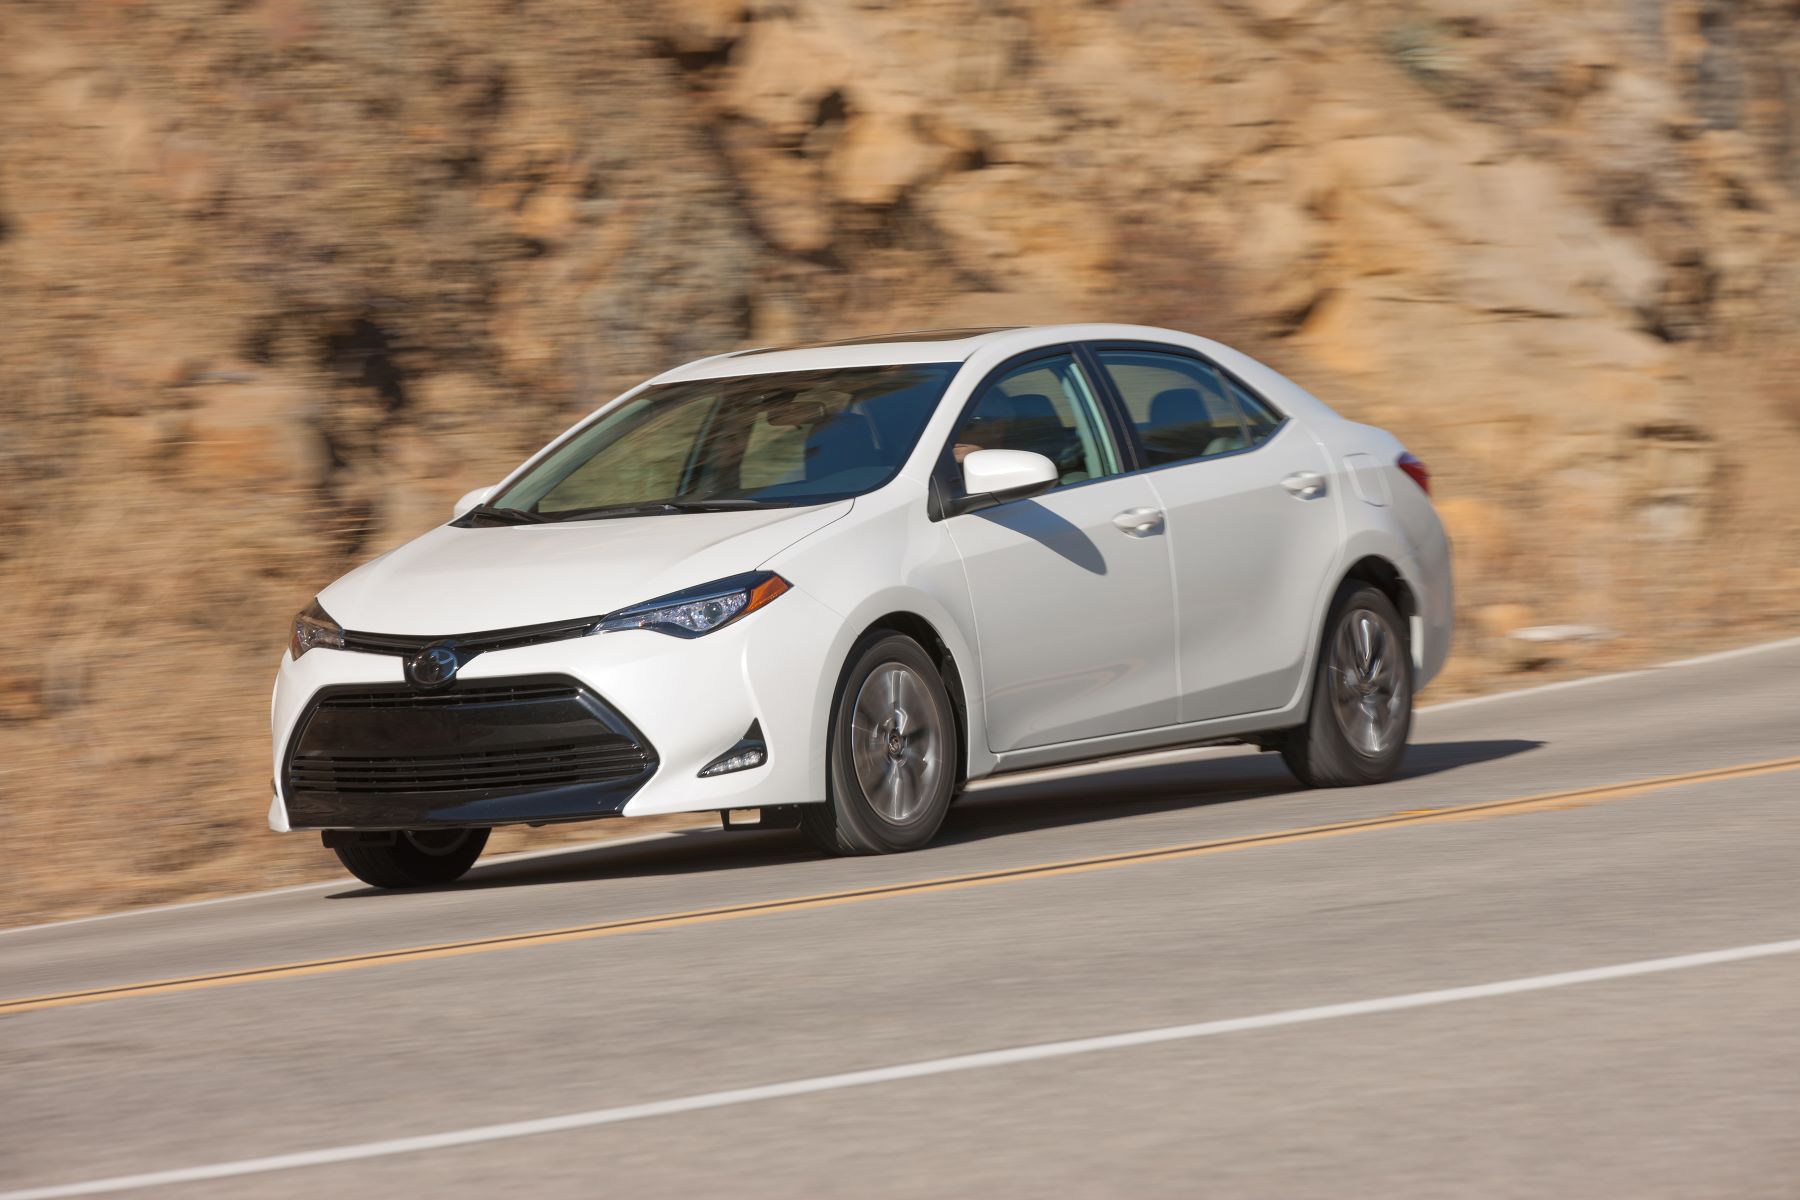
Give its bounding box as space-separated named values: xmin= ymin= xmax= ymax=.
xmin=699 ymin=721 xmax=767 ymax=778
xmin=701 ymin=748 xmax=766 ymax=777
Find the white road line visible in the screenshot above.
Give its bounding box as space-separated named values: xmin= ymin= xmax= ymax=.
xmin=1659 ymin=632 xmax=1800 ymax=670
xmin=1419 ymin=633 xmax=1800 ymax=714
xmin=5 ymin=936 xmax=1796 ymax=1200
xmin=6 ymin=633 xmax=1796 ymax=939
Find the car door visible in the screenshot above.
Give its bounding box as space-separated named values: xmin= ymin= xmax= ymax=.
xmin=1087 ymin=343 xmax=1340 ymax=723
xmin=940 ymin=350 xmax=1179 ymax=752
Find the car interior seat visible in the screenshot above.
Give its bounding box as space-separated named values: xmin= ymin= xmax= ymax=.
xmin=804 ymin=409 xmax=881 ymax=482
xmin=1147 ymin=387 xmax=1246 ymax=460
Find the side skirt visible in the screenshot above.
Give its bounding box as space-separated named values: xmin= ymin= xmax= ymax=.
xmin=975 ymin=704 xmax=1304 ymax=781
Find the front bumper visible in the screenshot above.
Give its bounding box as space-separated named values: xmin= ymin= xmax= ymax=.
xmin=270 ymin=584 xmax=841 ymax=832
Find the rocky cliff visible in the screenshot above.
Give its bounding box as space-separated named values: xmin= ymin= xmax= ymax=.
xmin=3 ymin=0 xmax=1798 ymax=921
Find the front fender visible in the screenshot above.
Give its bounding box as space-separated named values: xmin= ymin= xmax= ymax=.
xmin=768 ymin=485 xmax=996 ymax=787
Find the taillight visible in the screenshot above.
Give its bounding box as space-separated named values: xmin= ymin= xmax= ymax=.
xmin=1397 ymin=452 xmax=1430 ymax=496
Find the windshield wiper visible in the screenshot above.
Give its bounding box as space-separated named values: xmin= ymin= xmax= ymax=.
xmin=461 ymin=505 xmax=552 ymax=526
xmin=542 ymin=499 xmax=770 ymax=522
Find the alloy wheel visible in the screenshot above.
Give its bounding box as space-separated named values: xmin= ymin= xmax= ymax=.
xmin=849 ymin=662 xmax=948 ymax=823
xmin=1328 ymin=607 xmax=1407 ymax=757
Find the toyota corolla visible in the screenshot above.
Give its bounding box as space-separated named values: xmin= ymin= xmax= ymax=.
xmin=273 ymin=324 xmax=1452 ymax=887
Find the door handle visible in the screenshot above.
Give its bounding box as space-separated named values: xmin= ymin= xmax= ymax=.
xmin=1112 ymin=507 xmax=1165 ymax=537
xmin=1281 ymin=471 xmax=1328 ymax=500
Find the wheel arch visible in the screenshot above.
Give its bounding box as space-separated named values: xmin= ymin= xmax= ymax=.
xmin=847 ymin=611 xmax=972 ymax=789
xmin=1288 ymin=550 xmax=1423 ymax=721
xmin=1341 ymin=554 xmax=1418 ymax=630
xmin=1330 ymin=554 xmax=1421 ymax=686
xmin=1273 ymin=553 xmax=1419 ymax=784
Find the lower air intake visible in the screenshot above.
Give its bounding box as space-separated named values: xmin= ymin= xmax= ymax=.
xmin=282 ymin=676 xmax=657 ymax=829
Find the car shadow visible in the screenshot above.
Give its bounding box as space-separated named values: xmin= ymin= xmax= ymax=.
xmin=935 ymin=736 xmax=1542 ymax=847
xmin=323 ymin=737 xmax=1542 ymax=900
xmin=975 ymin=500 xmax=1107 ymax=574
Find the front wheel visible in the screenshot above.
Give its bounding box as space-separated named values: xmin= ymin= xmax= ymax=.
xmin=330 ymin=827 xmax=490 ymax=889
xmin=802 ymin=633 xmax=958 ymax=855
xmin=1280 ymin=583 xmax=1412 ymax=787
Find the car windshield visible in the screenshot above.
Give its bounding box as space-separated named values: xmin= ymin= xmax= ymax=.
xmin=477 ymin=363 xmax=958 ymax=522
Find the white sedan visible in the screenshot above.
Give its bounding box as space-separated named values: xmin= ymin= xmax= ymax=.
xmin=273 ymin=324 xmax=1452 ymax=888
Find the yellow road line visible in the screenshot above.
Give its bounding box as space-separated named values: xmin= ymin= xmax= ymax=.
xmin=7 ymin=755 xmax=1798 ymax=1017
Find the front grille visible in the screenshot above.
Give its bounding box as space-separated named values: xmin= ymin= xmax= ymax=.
xmin=289 ymin=741 xmax=648 ymax=794
xmin=282 ymin=674 xmax=657 ymax=827
xmin=312 ymin=682 xmax=581 ymax=710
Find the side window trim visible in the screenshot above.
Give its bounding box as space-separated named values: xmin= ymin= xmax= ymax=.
xmin=1081 ymin=339 xmax=1291 ymax=473
xmin=927 ymin=345 xmax=1123 ymax=521
xmin=1072 ymin=342 xmax=1145 ymax=474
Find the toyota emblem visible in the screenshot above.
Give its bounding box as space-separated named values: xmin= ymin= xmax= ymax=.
xmin=406 ymin=642 xmax=462 ymax=689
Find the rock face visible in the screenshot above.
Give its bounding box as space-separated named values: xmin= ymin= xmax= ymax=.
xmin=2 ymin=0 xmax=1798 ymax=921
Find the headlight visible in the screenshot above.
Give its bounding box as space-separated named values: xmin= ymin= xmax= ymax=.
xmin=290 ymin=600 xmax=345 ymax=659
xmin=595 ymin=572 xmax=791 ymax=638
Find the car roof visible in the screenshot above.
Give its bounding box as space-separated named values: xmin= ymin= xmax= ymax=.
xmin=727 ymin=327 xmax=1025 ymax=355
xmin=651 ymin=324 xmax=1216 ymax=382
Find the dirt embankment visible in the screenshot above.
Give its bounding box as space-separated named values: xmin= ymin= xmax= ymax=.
xmin=2 ymin=0 xmax=1798 ymax=924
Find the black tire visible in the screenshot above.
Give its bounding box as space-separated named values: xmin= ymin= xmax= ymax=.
xmin=330 ymin=827 xmax=490 ymax=889
xmin=802 ymin=633 xmax=958 ymax=856
xmin=1280 ymin=582 xmax=1413 ymax=788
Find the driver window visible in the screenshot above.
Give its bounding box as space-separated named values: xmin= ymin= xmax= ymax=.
xmin=951 ymin=354 xmax=1120 ymax=486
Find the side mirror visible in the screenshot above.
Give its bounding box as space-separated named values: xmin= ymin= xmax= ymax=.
xmin=961 ymin=449 xmax=1059 ymax=501
xmin=453 ymin=485 xmax=496 ymax=519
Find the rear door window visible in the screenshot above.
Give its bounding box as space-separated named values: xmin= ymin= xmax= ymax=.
xmin=1093 ymin=348 xmax=1281 ymax=466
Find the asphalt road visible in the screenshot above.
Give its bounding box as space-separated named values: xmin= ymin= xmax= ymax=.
xmin=4 ymin=639 xmax=1798 ymax=1199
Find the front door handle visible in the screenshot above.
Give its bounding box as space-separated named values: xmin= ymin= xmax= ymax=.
xmin=1112 ymin=507 xmax=1165 ymax=537
xmin=1282 ymin=471 xmax=1328 ymax=500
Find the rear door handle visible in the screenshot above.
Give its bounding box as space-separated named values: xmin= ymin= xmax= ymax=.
xmin=1112 ymin=507 xmax=1165 ymax=537
xmin=1282 ymin=471 xmax=1328 ymax=500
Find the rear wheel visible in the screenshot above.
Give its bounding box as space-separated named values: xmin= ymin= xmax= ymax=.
xmin=330 ymin=827 xmax=490 ymax=889
xmin=1280 ymin=583 xmax=1412 ymax=787
xmin=802 ymin=634 xmax=958 ymax=855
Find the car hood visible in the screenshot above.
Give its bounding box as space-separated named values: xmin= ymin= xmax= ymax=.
xmin=317 ymin=501 xmax=851 ymax=635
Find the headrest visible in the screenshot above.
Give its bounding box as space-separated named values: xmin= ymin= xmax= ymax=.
xmin=1003 ymin=392 xmax=1058 ymax=422
xmin=1149 ymin=387 xmax=1209 ymax=426
xmin=804 ymin=409 xmax=878 ymax=480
